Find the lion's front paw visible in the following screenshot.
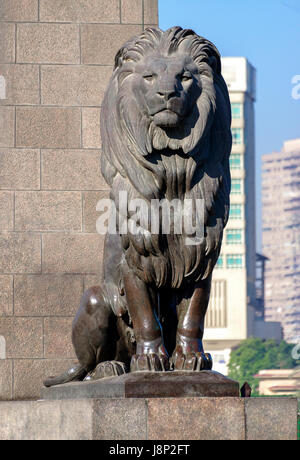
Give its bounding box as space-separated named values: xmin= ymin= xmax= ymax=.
xmin=171 ymin=351 xmax=213 ymax=371
xmin=85 ymin=361 xmax=127 ymax=381
xmin=130 ymin=353 xmax=170 ymax=372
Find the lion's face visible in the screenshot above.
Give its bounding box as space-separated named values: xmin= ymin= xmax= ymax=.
xmin=116 ymin=47 xmax=217 ymax=154
xmin=127 ymin=54 xmax=202 ymax=129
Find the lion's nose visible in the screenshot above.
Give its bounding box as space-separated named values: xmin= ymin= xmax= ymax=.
xmin=157 ymin=89 xmax=176 ymax=101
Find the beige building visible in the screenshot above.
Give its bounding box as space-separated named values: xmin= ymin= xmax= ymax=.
xmin=262 ymin=139 xmax=300 ymax=344
xmin=204 ymin=58 xmax=282 ymax=374
xmin=0 ymin=0 xmax=158 ymax=401
xmin=255 ymin=368 xmax=300 ymax=396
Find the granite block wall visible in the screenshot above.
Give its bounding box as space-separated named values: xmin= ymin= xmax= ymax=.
xmin=0 ymin=0 xmax=158 ymax=400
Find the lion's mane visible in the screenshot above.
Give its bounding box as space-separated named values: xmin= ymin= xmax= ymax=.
xmin=100 ymin=27 xmax=232 ymax=289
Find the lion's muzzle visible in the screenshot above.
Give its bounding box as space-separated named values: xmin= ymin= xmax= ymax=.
xmin=153 ymin=109 xmax=181 ymax=128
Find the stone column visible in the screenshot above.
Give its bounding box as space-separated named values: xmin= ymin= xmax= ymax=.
xmin=0 ymin=0 xmax=158 ymax=401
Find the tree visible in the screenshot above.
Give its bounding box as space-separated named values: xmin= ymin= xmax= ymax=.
xmin=228 ymin=338 xmax=300 ymax=395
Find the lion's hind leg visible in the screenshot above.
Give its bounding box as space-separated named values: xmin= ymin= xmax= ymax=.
xmin=43 ymin=286 xmax=121 ymax=387
xmin=72 ymin=286 xmax=119 ymax=372
xmin=87 ymin=360 xmax=126 ymax=381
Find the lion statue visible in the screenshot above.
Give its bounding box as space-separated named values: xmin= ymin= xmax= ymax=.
xmin=44 ymin=26 xmax=232 ymax=387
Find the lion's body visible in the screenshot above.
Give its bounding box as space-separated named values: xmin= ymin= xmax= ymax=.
xmin=44 ymin=27 xmax=232 ymax=387
xmin=105 ymin=150 xmax=227 ymax=291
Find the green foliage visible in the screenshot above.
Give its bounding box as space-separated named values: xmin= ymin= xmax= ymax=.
xmin=227 ymin=338 xmax=300 ymax=395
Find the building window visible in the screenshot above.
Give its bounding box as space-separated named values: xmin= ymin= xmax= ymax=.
xmin=213 ymin=354 xmax=226 ymax=364
xmin=232 ymin=128 xmax=243 ymax=145
xmin=230 ymin=154 xmax=242 ymax=170
xmin=216 ymin=255 xmax=223 ymax=268
xmin=205 ymin=280 xmax=227 ymax=328
xmin=231 ymin=179 xmax=242 ymax=194
xmin=231 ymin=103 xmax=242 ymax=119
xmin=226 ymin=229 xmax=243 ymax=245
xmin=229 ymin=204 xmax=242 ymax=219
xmin=226 ymin=254 xmax=243 ymax=268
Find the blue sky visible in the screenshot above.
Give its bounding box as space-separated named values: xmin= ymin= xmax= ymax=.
xmin=159 ymin=0 xmax=300 ymax=248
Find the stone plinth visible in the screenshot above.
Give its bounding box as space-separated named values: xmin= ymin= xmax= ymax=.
xmin=41 ymin=371 xmax=240 ymax=400
xmin=0 ymin=397 xmax=297 ymax=440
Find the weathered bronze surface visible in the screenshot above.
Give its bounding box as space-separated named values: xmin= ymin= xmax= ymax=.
xmin=44 ymin=27 xmax=232 ymax=388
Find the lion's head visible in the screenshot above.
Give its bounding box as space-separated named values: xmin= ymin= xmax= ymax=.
xmin=101 ymin=27 xmax=231 ymax=197
xmin=114 ymin=28 xmax=221 ymax=155
xmin=100 ymin=27 xmax=232 ymax=287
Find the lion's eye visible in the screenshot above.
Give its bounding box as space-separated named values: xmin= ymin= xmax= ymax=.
xmin=181 ymin=74 xmax=192 ymax=82
xmin=143 ymin=75 xmax=154 ymax=82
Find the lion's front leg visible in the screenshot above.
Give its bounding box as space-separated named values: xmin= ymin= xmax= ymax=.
xmin=122 ymin=262 xmax=169 ymax=372
xmin=171 ymin=276 xmax=213 ymax=371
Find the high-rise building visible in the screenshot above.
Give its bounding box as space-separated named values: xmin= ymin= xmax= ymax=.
xmin=262 ymin=138 xmax=300 ymax=344
xmin=204 ymin=58 xmax=282 ymax=374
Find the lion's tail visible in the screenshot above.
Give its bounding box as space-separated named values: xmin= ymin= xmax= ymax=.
xmin=43 ymin=364 xmax=87 ymax=388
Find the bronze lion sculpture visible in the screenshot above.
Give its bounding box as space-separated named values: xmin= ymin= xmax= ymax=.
xmin=44 ymin=27 xmax=232 ymax=387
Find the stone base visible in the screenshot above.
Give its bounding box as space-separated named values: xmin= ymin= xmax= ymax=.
xmin=0 ymin=397 xmax=297 ymax=440
xmin=41 ymin=371 xmax=239 ymax=400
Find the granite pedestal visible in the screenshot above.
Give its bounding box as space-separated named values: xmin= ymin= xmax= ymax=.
xmin=0 ymin=396 xmax=297 ymax=440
